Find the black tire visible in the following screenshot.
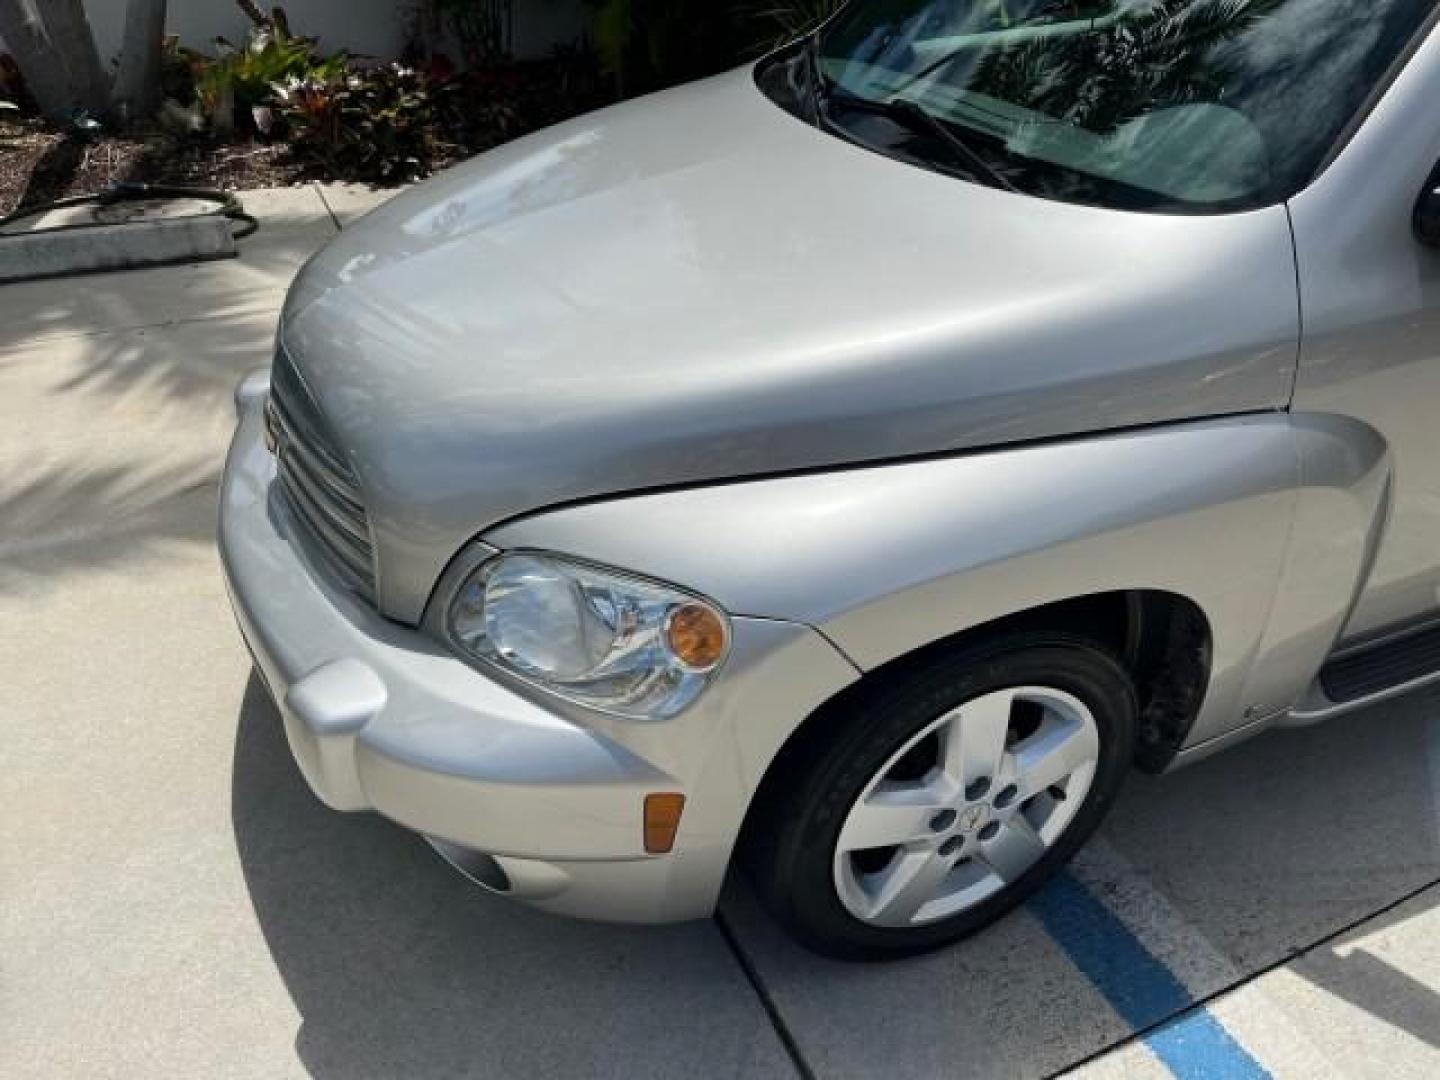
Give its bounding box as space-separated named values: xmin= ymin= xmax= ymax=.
xmin=746 ymin=632 xmax=1137 ymax=961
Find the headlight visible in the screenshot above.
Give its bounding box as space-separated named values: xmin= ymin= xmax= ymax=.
xmin=446 ymin=552 xmax=731 ymax=719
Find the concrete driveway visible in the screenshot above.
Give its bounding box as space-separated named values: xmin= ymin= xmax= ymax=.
xmin=3 ymin=185 xmax=1439 ymax=1079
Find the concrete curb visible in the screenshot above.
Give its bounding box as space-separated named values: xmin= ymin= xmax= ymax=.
xmin=0 ymin=216 xmax=237 ymax=284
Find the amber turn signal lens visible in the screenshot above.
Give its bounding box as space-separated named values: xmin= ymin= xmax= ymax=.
xmin=644 ymin=793 xmax=686 ymax=854
xmin=664 ymin=603 xmax=729 ymax=672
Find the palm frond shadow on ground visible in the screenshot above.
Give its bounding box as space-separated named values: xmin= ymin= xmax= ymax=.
xmin=40 ymin=316 xmax=281 ymax=404
xmin=0 ymin=460 xmax=218 ymax=594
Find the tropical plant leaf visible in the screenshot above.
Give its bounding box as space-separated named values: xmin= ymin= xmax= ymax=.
xmin=733 ymin=0 xmax=848 ymax=54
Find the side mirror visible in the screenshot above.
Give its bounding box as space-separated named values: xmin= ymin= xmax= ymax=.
xmin=1414 ymin=163 xmax=1440 ymax=247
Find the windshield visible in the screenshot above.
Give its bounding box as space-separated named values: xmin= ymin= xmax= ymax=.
xmin=792 ymin=0 xmax=1435 ymax=212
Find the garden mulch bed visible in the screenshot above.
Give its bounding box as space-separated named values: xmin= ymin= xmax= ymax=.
xmin=1 ymin=117 xmax=311 ymax=218
xmin=0 ymin=55 xmax=618 ymax=220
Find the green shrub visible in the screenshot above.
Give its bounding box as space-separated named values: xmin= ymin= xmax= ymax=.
xmin=195 ymin=22 xmax=345 ymax=130
xmin=274 ymin=63 xmax=449 ymax=184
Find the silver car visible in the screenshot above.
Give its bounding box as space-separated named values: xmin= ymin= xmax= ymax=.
xmin=221 ymin=0 xmax=1440 ymax=958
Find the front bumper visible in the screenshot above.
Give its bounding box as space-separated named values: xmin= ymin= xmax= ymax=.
xmin=219 ymin=372 xmax=858 ymax=922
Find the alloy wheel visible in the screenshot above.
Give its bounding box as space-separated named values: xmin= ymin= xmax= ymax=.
xmin=832 ymin=685 xmax=1100 ymax=928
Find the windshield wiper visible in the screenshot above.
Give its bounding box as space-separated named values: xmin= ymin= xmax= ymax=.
xmin=821 ymin=86 xmax=1021 ymax=194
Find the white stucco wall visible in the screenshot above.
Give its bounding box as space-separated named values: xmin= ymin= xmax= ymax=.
xmin=6 ymin=1 xmax=587 ymax=66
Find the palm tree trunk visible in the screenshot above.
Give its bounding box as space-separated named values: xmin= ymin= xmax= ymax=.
xmin=113 ymin=0 xmax=168 ymax=122
xmin=38 ymin=0 xmax=111 ymax=119
xmin=0 ymin=0 xmax=74 ymax=121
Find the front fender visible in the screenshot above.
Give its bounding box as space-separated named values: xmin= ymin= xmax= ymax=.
xmin=486 ymin=413 xmax=1390 ymax=753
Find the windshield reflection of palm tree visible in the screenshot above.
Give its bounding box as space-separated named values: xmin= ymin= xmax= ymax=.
xmin=972 ymin=0 xmax=1288 ymax=133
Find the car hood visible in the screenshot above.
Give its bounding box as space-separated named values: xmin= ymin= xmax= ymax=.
xmin=282 ymin=67 xmax=1298 ymax=622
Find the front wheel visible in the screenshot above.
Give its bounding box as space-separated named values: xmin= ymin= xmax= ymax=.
xmin=748 ymin=634 xmax=1136 ymax=960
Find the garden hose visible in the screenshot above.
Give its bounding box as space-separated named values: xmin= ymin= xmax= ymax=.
xmin=0 ymin=181 xmax=259 ymax=239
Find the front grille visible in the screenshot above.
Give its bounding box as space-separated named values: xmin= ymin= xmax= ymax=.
xmin=266 ymin=345 xmax=377 ymax=599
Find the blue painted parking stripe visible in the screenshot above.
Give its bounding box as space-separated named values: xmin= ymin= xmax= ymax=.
xmin=1030 ymin=870 xmax=1270 ymax=1079
xmin=1143 ymin=1011 xmax=1271 ymax=1080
